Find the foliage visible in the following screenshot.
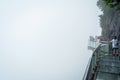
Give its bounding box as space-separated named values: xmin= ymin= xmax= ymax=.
xmin=102 ymin=0 xmax=120 ymax=8
xmin=97 ymin=0 xmax=120 ymax=40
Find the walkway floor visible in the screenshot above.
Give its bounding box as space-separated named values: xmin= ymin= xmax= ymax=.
xmin=95 ymin=54 xmax=120 ymax=80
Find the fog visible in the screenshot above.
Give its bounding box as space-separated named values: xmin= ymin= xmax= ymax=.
xmin=0 ymin=0 xmax=101 ymax=80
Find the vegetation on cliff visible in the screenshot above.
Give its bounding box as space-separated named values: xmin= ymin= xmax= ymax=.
xmin=103 ymin=0 xmax=120 ymax=8
xmin=97 ymin=0 xmax=120 ymax=40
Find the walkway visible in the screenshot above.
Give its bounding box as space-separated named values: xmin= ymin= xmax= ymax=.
xmin=95 ymin=54 xmax=120 ymax=80
xmin=83 ymin=43 xmax=120 ymax=80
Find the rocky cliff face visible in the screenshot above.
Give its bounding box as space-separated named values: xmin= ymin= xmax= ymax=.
xmin=97 ymin=0 xmax=120 ymax=41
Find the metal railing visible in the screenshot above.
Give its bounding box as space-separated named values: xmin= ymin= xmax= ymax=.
xmin=82 ymin=43 xmax=109 ymax=80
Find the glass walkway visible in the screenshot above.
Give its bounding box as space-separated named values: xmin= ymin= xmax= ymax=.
xmin=83 ymin=39 xmax=120 ymax=80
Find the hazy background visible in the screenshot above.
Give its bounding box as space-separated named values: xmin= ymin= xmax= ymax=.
xmin=0 ymin=0 xmax=101 ymax=80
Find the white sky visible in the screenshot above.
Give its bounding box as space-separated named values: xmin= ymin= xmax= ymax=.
xmin=0 ymin=0 xmax=101 ymax=80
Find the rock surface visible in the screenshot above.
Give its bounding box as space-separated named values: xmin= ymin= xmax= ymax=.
xmin=97 ymin=0 xmax=120 ymax=41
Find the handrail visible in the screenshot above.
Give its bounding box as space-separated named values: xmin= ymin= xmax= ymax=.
xmin=82 ymin=42 xmax=110 ymax=80
xmin=82 ymin=56 xmax=92 ymax=80
xmin=82 ymin=43 xmax=102 ymax=80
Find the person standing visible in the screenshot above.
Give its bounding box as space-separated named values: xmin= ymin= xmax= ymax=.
xmin=111 ymin=36 xmax=119 ymax=56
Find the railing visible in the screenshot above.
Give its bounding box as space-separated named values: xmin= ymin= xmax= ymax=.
xmin=87 ymin=38 xmax=100 ymax=51
xmin=82 ymin=43 xmax=109 ymax=80
xmin=82 ymin=56 xmax=93 ymax=80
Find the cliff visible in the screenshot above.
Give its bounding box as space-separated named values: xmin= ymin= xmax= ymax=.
xmin=97 ymin=0 xmax=120 ymax=41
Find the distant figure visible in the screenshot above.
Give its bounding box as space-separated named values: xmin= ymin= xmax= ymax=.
xmin=111 ymin=36 xmax=119 ymax=56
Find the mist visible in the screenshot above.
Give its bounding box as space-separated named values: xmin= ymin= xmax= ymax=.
xmin=0 ymin=0 xmax=101 ymax=80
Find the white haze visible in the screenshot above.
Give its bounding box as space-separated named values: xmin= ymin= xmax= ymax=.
xmin=0 ymin=0 xmax=101 ymax=80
